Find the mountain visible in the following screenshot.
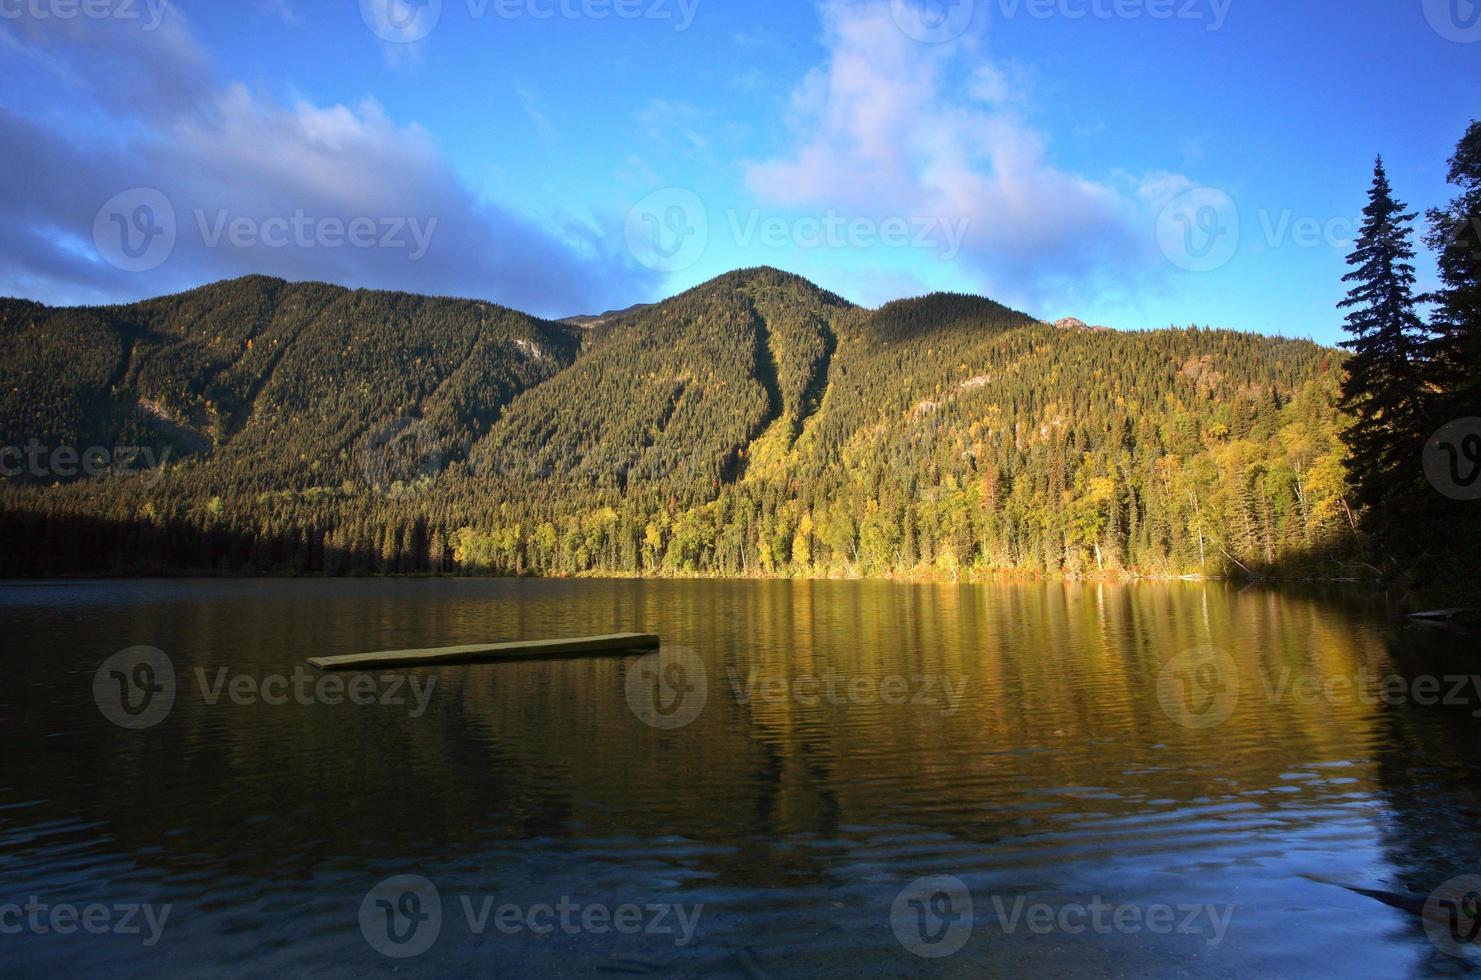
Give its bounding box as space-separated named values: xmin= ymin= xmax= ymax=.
xmin=558 ymin=303 xmax=653 ymax=328
xmin=471 ymin=268 xmax=852 ymax=496
xmin=0 ymin=268 xmax=1354 ymax=579
xmin=0 ymin=276 xmax=580 ymax=490
xmin=1051 ymin=317 xmax=1114 ymax=332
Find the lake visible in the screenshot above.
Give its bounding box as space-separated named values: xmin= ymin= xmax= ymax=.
xmin=2 ymin=578 xmax=1479 ymax=977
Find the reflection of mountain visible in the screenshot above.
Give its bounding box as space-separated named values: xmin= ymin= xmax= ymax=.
xmin=1 ymin=581 xmax=1414 ymax=872
xmin=9 ymin=579 xmax=1469 ymax=974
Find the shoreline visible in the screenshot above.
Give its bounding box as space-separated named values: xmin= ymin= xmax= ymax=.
xmin=0 ymin=569 xmax=1383 ymax=586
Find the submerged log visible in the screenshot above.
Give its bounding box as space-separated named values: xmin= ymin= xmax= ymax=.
xmin=307 ymin=633 xmax=660 ymax=671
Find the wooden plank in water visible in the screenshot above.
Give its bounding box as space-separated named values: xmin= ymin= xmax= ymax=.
xmin=306 ymin=633 xmax=660 ymax=672
xmin=1408 ymin=608 xmax=1473 ymax=621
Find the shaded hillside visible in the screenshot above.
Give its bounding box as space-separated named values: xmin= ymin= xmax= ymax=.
xmin=0 ymin=269 xmax=1357 ymax=580
xmin=1 ymin=277 xmax=581 ymax=491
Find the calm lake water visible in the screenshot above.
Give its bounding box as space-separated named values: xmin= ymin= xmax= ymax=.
xmin=2 ymin=578 xmax=1479 ymax=977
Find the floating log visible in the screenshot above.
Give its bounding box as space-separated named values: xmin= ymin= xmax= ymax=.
xmin=1303 ymin=875 xmax=1429 ymax=917
xmin=1407 ymin=608 xmax=1474 ymax=621
xmin=307 ymin=633 xmax=660 ymax=672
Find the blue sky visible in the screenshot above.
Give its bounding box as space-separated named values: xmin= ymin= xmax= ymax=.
xmin=1 ymin=0 xmax=1477 ymax=344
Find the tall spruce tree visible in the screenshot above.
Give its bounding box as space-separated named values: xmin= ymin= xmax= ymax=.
xmin=1423 ymin=121 xmax=1481 ymax=421
xmin=1337 ymin=157 xmax=1432 ymax=554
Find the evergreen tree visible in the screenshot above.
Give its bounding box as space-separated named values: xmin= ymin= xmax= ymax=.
xmin=1419 ymin=123 xmax=1481 ymax=594
xmin=1423 ymin=121 xmax=1481 ymax=421
xmin=1336 ymin=158 xmax=1432 ymax=556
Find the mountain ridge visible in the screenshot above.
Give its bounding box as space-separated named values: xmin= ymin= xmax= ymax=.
xmin=5 ymin=268 xmax=1282 ymax=344
xmin=0 ymin=267 xmax=1354 ymax=580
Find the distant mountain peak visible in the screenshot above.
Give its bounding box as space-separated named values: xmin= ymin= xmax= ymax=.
xmin=559 ymin=267 xmax=855 ymax=328
xmin=558 ymin=303 xmax=653 ymax=329
xmin=690 ymin=266 xmax=856 ymax=308
xmin=1051 ymin=316 xmax=1115 ymax=332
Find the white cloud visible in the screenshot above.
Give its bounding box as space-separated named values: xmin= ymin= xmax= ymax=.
xmin=745 ymin=0 xmax=1188 ymax=310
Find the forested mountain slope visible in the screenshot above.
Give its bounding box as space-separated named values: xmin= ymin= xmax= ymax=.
xmin=1 ymin=277 xmax=580 ymax=491
xmin=0 ymin=269 xmax=1355 ymax=579
xmin=754 ymin=300 xmax=1348 ymax=577
xmin=467 ymin=268 xmax=851 ymax=498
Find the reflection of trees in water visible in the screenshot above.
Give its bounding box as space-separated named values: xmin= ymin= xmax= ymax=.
xmin=3 ymin=579 xmax=1459 ymax=902
xmin=1367 ymin=624 xmax=1481 ymax=974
